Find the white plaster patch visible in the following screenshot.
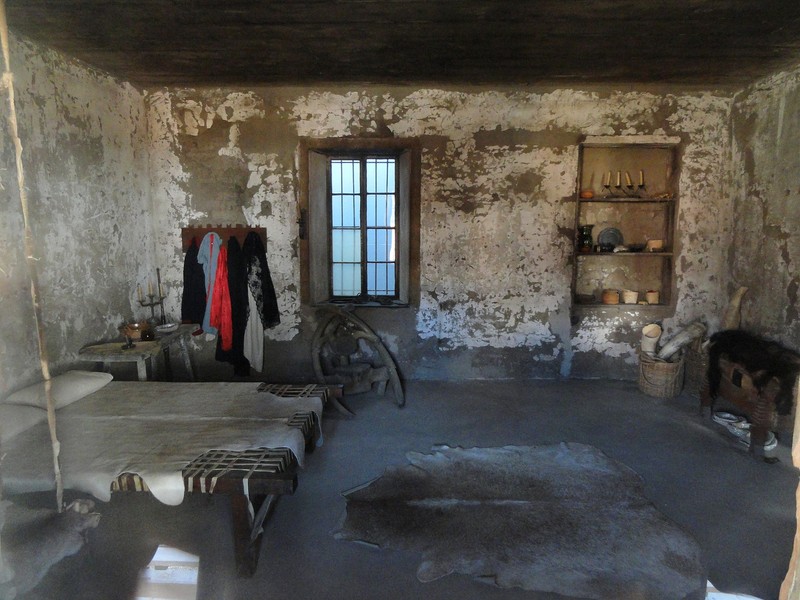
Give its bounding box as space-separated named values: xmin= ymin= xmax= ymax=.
xmin=287 ymin=91 xmax=387 ymax=137
xmin=216 ymin=92 xmax=266 ymax=122
xmin=218 ymin=124 xmax=244 ymax=160
xmin=571 ymin=316 xmax=638 ymax=364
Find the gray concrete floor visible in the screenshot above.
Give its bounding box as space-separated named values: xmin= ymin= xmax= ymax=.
xmin=19 ymin=380 xmax=800 ymax=599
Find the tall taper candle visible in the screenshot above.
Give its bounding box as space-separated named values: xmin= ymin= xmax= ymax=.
xmin=616 ymin=171 xmax=621 ymax=187
xmin=625 ymin=171 xmax=632 ymax=186
xmin=639 ymin=170 xmax=644 ymax=186
xmin=157 ymin=267 xmax=164 ymax=297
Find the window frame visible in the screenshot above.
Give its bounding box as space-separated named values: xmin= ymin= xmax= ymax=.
xmin=299 ymin=137 xmax=421 ymax=308
xmin=327 ymin=153 xmax=400 ymax=302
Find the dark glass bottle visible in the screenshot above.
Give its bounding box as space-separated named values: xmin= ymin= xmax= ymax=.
xmin=577 ymin=225 xmax=594 ymax=252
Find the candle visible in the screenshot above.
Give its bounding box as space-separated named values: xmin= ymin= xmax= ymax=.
xmin=624 ymin=171 xmax=632 ymax=186
xmin=148 ymin=280 xmax=153 ymax=296
xmin=137 ymin=285 xmax=143 ymax=302
xmin=158 ymin=281 xmax=164 ymax=297
xmin=605 ymin=171 xmax=611 ymax=186
xmin=639 ymin=170 xmax=644 ymax=186
xmin=616 ymin=171 xmax=621 ymax=187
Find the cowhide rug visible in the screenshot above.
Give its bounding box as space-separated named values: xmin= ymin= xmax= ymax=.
xmin=334 ymin=443 xmax=706 ymax=600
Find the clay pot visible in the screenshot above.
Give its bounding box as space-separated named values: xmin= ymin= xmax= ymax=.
xmin=602 ymin=289 xmax=620 ymax=305
xmin=645 ymin=290 xmax=660 ymax=304
xmin=645 ymin=239 xmax=664 ymax=252
xmin=621 ymin=290 xmax=639 ymax=304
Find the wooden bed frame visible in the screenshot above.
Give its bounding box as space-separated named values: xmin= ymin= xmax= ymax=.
xmin=111 ymin=410 xmax=319 ymax=576
xmin=112 ymin=446 xmax=299 ymax=576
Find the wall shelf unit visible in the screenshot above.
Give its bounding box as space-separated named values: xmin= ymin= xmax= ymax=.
xmin=571 ymin=135 xmax=680 ymax=316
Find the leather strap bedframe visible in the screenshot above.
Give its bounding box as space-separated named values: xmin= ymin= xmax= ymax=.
xmin=111 ymin=390 xmax=327 ymax=577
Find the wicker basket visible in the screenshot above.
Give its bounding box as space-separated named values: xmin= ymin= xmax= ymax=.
xmin=639 ymin=351 xmax=685 ymax=399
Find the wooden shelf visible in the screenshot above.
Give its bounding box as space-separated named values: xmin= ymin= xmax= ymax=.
xmin=571 ymin=136 xmax=679 ymax=317
xmin=577 ymin=196 xmax=673 ymax=203
xmin=575 ymin=251 xmax=674 ymax=257
xmin=571 ymin=303 xmax=674 ymax=317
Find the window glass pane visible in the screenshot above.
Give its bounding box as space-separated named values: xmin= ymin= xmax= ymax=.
xmin=367 ymin=229 xmax=395 ymax=263
xmin=388 ymin=228 xmax=396 ymax=261
xmin=331 ymin=159 xmax=360 ymax=195
xmin=332 ymin=194 xmax=359 ymax=227
xmin=382 ymin=228 xmax=396 ymax=261
xmin=332 ymin=229 xmax=360 ymax=262
xmin=331 ymin=161 xmax=341 ymax=194
xmin=367 ymin=263 xmax=377 ymax=295
xmin=366 ymin=158 xmax=394 ymax=194
xmin=333 ymin=263 xmax=360 ymax=296
xmin=366 ymin=194 xmax=395 ymax=227
xmin=367 ymin=262 xmax=396 ymax=296
xmin=331 ymin=196 xmax=342 ymax=227
xmin=386 ymin=263 xmax=396 ymax=295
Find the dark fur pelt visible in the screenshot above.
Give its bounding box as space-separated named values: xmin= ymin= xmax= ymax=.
xmin=707 ymin=330 xmax=800 ymax=415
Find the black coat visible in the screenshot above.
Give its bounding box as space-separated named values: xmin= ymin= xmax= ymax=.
xmin=242 ymin=231 xmax=280 ymax=329
xmin=180 ymin=237 xmax=206 ymax=324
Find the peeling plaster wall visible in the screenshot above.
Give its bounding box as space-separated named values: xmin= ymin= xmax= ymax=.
xmin=0 ymin=36 xmax=152 ymax=396
xmin=731 ymin=67 xmax=800 ymax=346
xmin=0 ymin=85 xmax=38 ymax=395
xmin=147 ymin=86 xmax=733 ymax=381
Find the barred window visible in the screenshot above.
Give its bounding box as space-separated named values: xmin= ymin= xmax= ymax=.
xmin=302 ymin=138 xmax=419 ymax=307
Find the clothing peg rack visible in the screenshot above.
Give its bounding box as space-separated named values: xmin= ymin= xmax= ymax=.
xmin=181 ymin=224 xmax=267 ymax=252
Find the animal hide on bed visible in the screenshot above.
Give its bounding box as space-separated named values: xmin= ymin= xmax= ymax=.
xmin=335 ymin=444 xmax=705 ymax=600
xmin=707 ymin=330 xmax=800 ymax=415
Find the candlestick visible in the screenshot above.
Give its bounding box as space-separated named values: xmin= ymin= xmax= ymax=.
xmin=157 ymin=267 xmax=164 ymax=298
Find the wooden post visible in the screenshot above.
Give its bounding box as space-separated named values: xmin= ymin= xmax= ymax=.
xmin=780 ymin=377 xmax=800 ymax=599
xmin=0 ymin=0 xmax=63 ymax=512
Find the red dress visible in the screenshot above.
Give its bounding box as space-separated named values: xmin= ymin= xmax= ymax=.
xmin=210 ymin=246 xmax=233 ymax=351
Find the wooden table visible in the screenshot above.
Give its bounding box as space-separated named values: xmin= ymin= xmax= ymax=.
xmin=79 ymin=324 xmax=197 ymax=381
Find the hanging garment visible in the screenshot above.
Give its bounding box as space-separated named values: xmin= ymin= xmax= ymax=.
xmin=215 ymin=236 xmax=250 ymax=375
xmin=243 ymin=287 xmax=263 ymax=372
xmin=181 ymin=237 xmax=206 ymax=324
xmin=210 ymin=245 xmax=233 ymax=351
xmin=197 ymin=232 xmax=222 ymax=336
xmin=242 ymin=231 xmax=280 ymax=329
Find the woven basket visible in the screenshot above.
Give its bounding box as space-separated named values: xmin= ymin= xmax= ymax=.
xmin=639 ymin=351 xmax=685 ymax=399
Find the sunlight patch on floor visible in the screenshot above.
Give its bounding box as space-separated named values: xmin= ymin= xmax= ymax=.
xmin=135 ymin=545 xmax=199 ymax=600
xmin=707 ymin=580 xmax=764 ymax=600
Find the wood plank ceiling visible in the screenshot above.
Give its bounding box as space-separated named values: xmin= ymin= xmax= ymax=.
xmin=6 ymin=0 xmax=800 ymax=88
